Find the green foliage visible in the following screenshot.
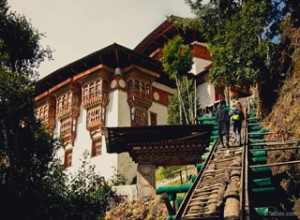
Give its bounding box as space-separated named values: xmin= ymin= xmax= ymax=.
xmin=0 ymin=0 xmax=52 ymax=73
xmin=110 ymin=167 xmax=127 ymax=186
xmin=201 ymin=0 xmax=270 ymax=86
xmin=184 ymin=0 xmax=300 ymax=112
xmin=167 ymin=90 xmax=180 ymax=125
xmin=167 ymin=76 xmax=201 ymax=125
xmin=0 ymin=1 xmax=117 ymax=219
xmin=156 ymin=166 xmax=183 ymax=181
xmin=162 ymin=35 xmax=193 ymax=80
xmin=162 ymin=35 xmax=196 ymax=124
xmin=0 ymin=68 xmax=60 ymax=219
xmin=65 ymin=151 xmax=117 ymax=220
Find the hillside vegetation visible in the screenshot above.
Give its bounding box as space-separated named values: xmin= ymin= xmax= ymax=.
xmin=263 ymin=23 xmax=300 ymax=218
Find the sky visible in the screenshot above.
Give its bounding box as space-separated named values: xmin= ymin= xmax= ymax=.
xmin=7 ymin=0 xmax=194 ymax=79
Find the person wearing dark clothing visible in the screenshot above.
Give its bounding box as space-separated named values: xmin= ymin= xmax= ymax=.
xmin=229 ymin=107 xmax=245 ymax=146
xmin=215 ymin=103 xmax=230 ymax=147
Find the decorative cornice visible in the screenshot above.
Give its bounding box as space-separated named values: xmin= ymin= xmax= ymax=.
xmin=123 ymin=64 xmax=160 ymax=79
xmin=75 ymin=65 xmax=112 ymax=83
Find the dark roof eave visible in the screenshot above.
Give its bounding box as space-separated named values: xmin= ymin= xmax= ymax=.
xmin=104 ymin=124 xmax=213 ymax=154
xmin=36 ymin=43 xmax=163 ymax=95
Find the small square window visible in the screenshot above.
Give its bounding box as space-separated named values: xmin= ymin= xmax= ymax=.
xmin=150 ymin=112 xmax=157 ymax=126
xmin=91 ymin=140 xmax=102 ymax=157
xmin=64 ymin=149 xmax=72 ymax=168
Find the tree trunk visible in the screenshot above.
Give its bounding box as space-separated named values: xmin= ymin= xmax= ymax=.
xmin=179 ymin=102 xmax=182 ymax=124
xmin=185 ymin=77 xmax=194 ymax=123
xmin=255 ymin=81 xmax=261 ymax=119
xmin=225 ymin=84 xmax=230 ymax=106
xmin=175 ymin=76 xmax=189 ymax=125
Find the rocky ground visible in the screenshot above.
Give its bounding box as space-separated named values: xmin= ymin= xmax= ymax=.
xmin=105 ymin=195 xmax=168 ymax=220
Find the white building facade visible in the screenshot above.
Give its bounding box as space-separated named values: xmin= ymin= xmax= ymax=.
xmin=35 ymin=44 xmax=174 ymax=184
xmin=35 ymin=17 xmax=220 ymax=187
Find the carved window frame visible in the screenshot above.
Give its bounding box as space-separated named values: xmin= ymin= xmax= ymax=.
xmin=91 ymin=139 xmax=102 ymax=157
xmin=64 ymin=149 xmax=73 ymax=168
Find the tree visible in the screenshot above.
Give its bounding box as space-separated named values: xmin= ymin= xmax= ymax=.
xmin=64 ymin=151 xmax=118 ymax=220
xmin=0 ymin=68 xmax=61 ymax=219
xmin=0 ymin=1 xmax=117 ymax=219
xmin=0 ymin=0 xmax=52 ymax=73
xmin=184 ymin=0 xmax=300 ymax=113
xmin=162 ymin=35 xmax=194 ymax=124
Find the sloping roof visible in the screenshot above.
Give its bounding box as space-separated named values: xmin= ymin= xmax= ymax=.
xmin=36 ymin=43 xmax=171 ymax=95
xmin=134 ymin=16 xmax=205 ymax=56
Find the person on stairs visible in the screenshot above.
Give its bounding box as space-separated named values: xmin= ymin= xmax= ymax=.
xmin=232 ymin=97 xmax=242 ymax=111
xmin=230 ymin=106 xmax=245 ymax=146
xmin=215 ymin=103 xmax=230 ymax=148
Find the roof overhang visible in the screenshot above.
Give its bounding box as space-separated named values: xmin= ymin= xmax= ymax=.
xmin=134 ymin=16 xmax=205 ymax=56
xmin=104 ymin=124 xmax=213 ymax=166
xmin=36 ymin=43 xmax=164 ymax=95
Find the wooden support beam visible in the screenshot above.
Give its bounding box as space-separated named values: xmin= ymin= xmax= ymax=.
xmin=115 ymin=47 xmax=119 ymax=66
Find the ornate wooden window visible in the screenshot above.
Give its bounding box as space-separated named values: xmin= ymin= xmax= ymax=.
xmin=36 ymin=104 xmax=47 ymax=124
xmin=56 ymin=91 xmax=80 ymax=120
xmin=83 ymin=85 xmax=88 ymax=102
xmin=64 ymin=149 xmax=73 ymax=168
xmin=54 ymin=83 xmax=81 ymax=146
xmin=127 ymin=79 xmax=152 ymax=106
xmin=95 ymin=80 xmax=101 ymax=96
xmin=130 ymin=106 xmax=148 ymax=127
xmin=79 ymin=71 xmax=110 ymax=156
xmin=81 ymin=78 xmax=108 ymax=109
xmin=126 ymin=69 xmax=155 ymax=127
xmin=103 ymin=80 xmax=109 ymax=95
xmin=60 ymin=117 xmax=77 ymax=145
xmin=140 ymin=82 xmax=145 ymax=92
xmin=128 ymin=80 xmax=134 ymax=89
xmin=86 ymin=105 xmax=105 ymax=131
xmin=146 ymin=84 xmax=151 ymax=94
xmin=135 ymin=80 xmax=139 ymax=90
xmin=131 ymin=107 xmax=135 ymax=121
xmin=35 ymin=95 xmax=56 ymax=132
xmin=150 ymin=112 xmax=157 ymax=126
xmin=91 ymin=139 xmax=102 ymax=157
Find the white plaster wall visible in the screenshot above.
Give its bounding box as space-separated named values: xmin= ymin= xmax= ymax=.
xmin=53 ymin=120 xmax=64 ymax=163
xmin=208 ymin=82 xmax=216 ymax=104
xmin=115 ymin=90 xmax=137 ymax=184
xmin=106 ymin=89 xmax=137 ymax=184
xmin=191 ymin=57 xmax=212 ymax=75
xmin=197 ymin=81 xmax=216 ymax=109
xmin=106 ymin=90 xmax=120 ymax=127
xmin=149 ymin=102 xmax=168 ymax=125
xmin=91 ymin=135 xmax=117 ymax=179
xmin=117 ymin=152 xmax=137 ymax=184
xmin=51 ymin=87 xmax=169 ymax=184
xmin=70 ymin=106 xmax=91 ymax=172
xmin=50 ymin=95 xmax=118 ymax=181
xmin=117 ymin=90 xmax=130 ymax=127
xmin=152 ymin=82 xmax=174 ymax=94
